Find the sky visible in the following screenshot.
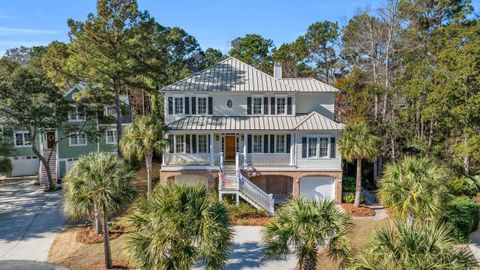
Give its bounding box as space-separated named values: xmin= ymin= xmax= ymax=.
xmin=0 ymin=0 xmax=479 ymax=56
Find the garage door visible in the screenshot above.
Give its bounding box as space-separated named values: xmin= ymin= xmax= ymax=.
xmin=300 ymin=176 xmax=335 ymax=201
xmin=65 ymin=158 xmax=79 ymax=174
xmin=11 ymin=156 xmax=39 ymax=176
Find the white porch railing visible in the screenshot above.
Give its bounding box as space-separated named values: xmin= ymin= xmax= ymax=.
xmin=238 ymin=173 xmax=275 ymax=214
xmin=247 ymin=153 xmax=290 ymax=165
xmin=165 ymin=152 xmax=290 ymax=167
xmin=165 ymin=153 xmax=210 ymax=165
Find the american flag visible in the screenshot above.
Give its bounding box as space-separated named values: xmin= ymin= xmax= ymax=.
xmin=218 ymin=169 xmax=226 ymax=186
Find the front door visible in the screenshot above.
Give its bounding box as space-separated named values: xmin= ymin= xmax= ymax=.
xmin=46 ymin=131 xmax=56 ymax=149
xmin=225 ymin=136 xmax=236 ymax=160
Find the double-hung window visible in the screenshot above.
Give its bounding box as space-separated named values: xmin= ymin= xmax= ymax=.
xmin=253 ymin=135 xmax=263 ymax=153
xmin=14 ymin=132 xmax=31 ymax=147
xmin=319 ymin=137 xmax=329 ymax=158
xmin=106 ymin=130 xmax=117 ymax=144
xmin=303 ymin=135 xmax=332 ymax=159
xmin=253 ymin=97 xmax=263 ymax=115
xmin=105 ymin=106 xmax=116 ymax=117
xmin=174 ymin=97 xmax=184 ymax=115
xmin=197 ymin=97 xmax=207 ymax=115
xmin=275 ymin=135 xmax=286 ymax=153
xmin=70 ymin=133 xmax=87 ymax=146
xmin=198 ymin=135 xmax=208 ymax=153
xmin=68 ymin=106 xmax=86 ymax=121
xmin=307 ymin=137 xmax=318 ymax=158
xmin=276 ymin=97 xmax=286 ymax=115
xmin=175 ymin=135 xmax=185 ymax=153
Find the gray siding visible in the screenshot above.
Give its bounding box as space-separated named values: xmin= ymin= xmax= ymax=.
xmin=295 ymin=93 xmax=335 ymax=120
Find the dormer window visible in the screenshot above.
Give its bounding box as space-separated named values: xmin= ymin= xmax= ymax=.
xmin=276 ymin=97 xmax=286 ymax=115
xmin=68 ymin=106 xmax=86 ymax=122
xmin=253 ymin=97 xmax=263 ymax=115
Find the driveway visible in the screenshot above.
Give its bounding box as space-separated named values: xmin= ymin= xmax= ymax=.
xmin=194 ymin=226 xmax=297 ymax=270
xmin=0 ymin=180 xmax=65 ymax=262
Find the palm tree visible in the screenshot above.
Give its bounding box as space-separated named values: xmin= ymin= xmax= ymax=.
xmin=378 ymin=156 xmax=451 ymax=223
xmin=339 ymin=121 xmax=380 ymax=207
xmin=128 ymin=184 xmax=233 ymax=270
xmin=120 ymin=115 xmax=167 ymax=197
xmin=63 ymin=152 xmax=135 ymax=269
xmin=346 ymin=221 xmax=478 ymax=270
xmin=262 ymin=198 xmax=351 ymax=270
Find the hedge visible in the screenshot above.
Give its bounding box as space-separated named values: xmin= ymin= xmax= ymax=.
xmin=445 ymin=197 xmax=480 ymax=243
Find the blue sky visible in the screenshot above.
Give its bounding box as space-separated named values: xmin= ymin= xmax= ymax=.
xmin=0 ymin=0 xmax=479 ymax=56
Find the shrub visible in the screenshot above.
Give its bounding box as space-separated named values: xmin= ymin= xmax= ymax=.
xmin=343 ymin=176 xmax=356 ymax=193
xmin=445 ymin=197 xmax=480 ymax=243
xmin=343 ymin=192 xmax=355 ymax=203
xmin=226 ymin=203 xmax=267 ymax=219
xmin=451 ymin=175 xmax=480 ymax=197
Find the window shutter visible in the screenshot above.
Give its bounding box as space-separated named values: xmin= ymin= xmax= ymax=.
xmin=264 ymin=97 xmax=269 ymax=115
xmin=271 ymin=97 xmax=276 ymax=115
xmin=208 ymin=135 xmax=211 ymax=153
xmin=186 ymin=135 xmax=191 ymax=153
xmin=185 ymin=97 xmax=190 ymax=115
xmin=270 ymin=135 xmax=275 ymax=153
xmin=191 ymin=97 xmax=196 ymax=115
xmin=247 ymin=97 xmax=252 ymax=115
xmin=168 ymin=97 xmax=173 ymax=115
xmin=263 ymin=135 xmax=269 ymax=153
xmin=302 ymin=137 xmax=307 ymax=158
xmin=208 ymin=97 xmax=213 ymax=114
xmin=286 ymin=134 xmax=291 ymax=153
xmin=247 ymin=135 xmax=252 ymax=153
xmin=168 ymin=134 xmax=174 ymax=153
xmin=287 ymin=97 xmax=292 ymax=115
xmin=192 ymin=135 xmax=197 ymax=154
xmin=330 ymin=137 xmax=336 ymax=158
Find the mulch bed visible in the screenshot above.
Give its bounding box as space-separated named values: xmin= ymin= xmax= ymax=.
xmin=76 ymin=225 xmax=125 ymax=244
xmin=341 ymin=204 xmax=376 ymax=217
xmin=231 ymin=216 xmax=272 ymax=226
xmin=87 ymin=259 xmax=129 ymax=270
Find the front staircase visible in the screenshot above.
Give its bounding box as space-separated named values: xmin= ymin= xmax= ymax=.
xmin=40 ymin=149 xmax=57 ymax=186
xmin=218 ymin=152 xmax=275 ymax=215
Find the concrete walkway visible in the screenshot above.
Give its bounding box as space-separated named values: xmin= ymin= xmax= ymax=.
xmin=0 ymin=260 xmax=67 ymax=270
xmin=194 ymin=226 xmax=297 ymax=270
xmin=0 ymin=180 xmax=65 ymax=262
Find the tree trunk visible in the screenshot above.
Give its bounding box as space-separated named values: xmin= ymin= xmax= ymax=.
xmin=145 ymin=151 xmax=153 ymax=197
xmin=354 ymin=159 xmax=362 ymax=208
xmin=30 ymin=135 xmax=55 ymax=190
xmin=102 ymin=211 xmax=112 ymax=269
xmin=94 ymin=204 xmax=101 ymax=234
xmin=302 ymin=254 xmax=317 ymax=270
xmin=113 ymin=81 xmax=123 ymax=157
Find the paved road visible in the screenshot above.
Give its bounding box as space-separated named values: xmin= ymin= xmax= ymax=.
xmin=194 ymin=226 xmax=297 ymax=270
xmin=0 ymin=180 xmax=65 ymax=262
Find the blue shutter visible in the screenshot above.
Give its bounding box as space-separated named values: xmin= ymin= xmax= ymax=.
xmin=247 ymin=97 xmax=252 ymax=115
xmin=191 ymin=97 xmax=196 ymax=115
xmin=208 ymin=97 xmax=213 ymax=114
xmin=168 ymin=97 xmax=173 ymax=115
xmin=264 ymin=97 xmax=269 ymax=115
xmin=270 ymin=97 xmax=275 ymax=115
xmin=168 ymin=134 xmax=174 ymax=153
xmin=263 ymin=135 xmax=269 ymax=153
xmin=270 ymin=135 xmax=275 ymax=153
xmin=185 ymin=97 xmax=190 ymax=115
xmin=192 ymin=135 xmax=197 ymax=154
xmin=287 ymin=97 xmax=292 ymax=115
xmin=247 ymin=135 xmax=252 ymax=153
xmin=330 ymin=137 xmax=336 ymax=158
xmin=186 ymin=135 xmax=191 ymax=153
xmin=286 ymin=134 xmax=291 ymax=153
xmin=302 ymin=137 xmax=307 ymax=158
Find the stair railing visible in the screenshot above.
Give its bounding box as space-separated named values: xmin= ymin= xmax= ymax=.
xmin=218 ymin=152 xmax=224 ymax=190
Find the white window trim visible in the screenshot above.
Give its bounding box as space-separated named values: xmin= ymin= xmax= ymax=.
xmin=252 ymin=95 xmax=264 ymax=115
xmin=252 ymin=134 xmax=263 ymax=153
xmin=174 ymin=134 xmax=186 ymax=153
xmin=305 ymin=135 xmax=331 ymax=159
xmin=274 ymin=134 xmax=287 ymax=153
xmin=197 ymin=134 xmax=208 ymax=153
xmin=69 ymin=133 xmax=87 ymax=147
xmin=275 ymin=96 xmax=287 ymax=115
xmin=14 ymin=131 xmax=32 ymax=148
xmin=104 ymin=105 xmax=116 ymax=117
xmin=173 ymin=95 xmax=185 ymax=115
xmin=105 ymin=129 xmax=117 ymax=144
xmin=196 ymin=95 xmax=208 ymax=115
xmin=68 ymin=106 xmax=86 ymax=122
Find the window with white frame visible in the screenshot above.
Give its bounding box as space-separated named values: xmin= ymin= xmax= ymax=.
xmin=106 ymin=130 xmax=117 ymax=144
xmin=174 ymin=97 xmax=184 ymax=115
xmin=14 ymin=132 xmax=31 ymax=147
xmin=319 ymin=137 xmax=329 ymax=158
xmin=307 ymin=137 xmax=318 ymax=158
xmin=68 ymin=106 xmax=86 ymax=121
xmin=253 ymin=135 xmax=263 ymax=153
xmin=69 ymin=133 xmax=87 ymax=146
xmin=197 ymin=97 xmax=207 ymax=114
xmin=175 ymin=135 xmax=184 ymax=153
xmin=105 ymin=106 xmax=116 ymax=116
xmin=275 ymin=135 xmax=286 ymax=153
xmin=253 ymin=97 xmax=263 ymax=115
xmin=198 ymin=135 xmax=208 ymax=153
xmin=276 ymin=97 xmax=286 ymax=115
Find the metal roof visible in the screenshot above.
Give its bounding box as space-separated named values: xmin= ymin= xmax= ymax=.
xmin=160 ymin=57 xmax=340 ymax=93
xmin=167 ymin=112 xmax=344 ymax=131
xmin=280 ymin=78 xmax=339 ymax=93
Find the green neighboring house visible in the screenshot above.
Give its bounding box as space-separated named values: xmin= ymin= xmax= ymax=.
xmin=1 ymin=84 xmax=131 ymax=183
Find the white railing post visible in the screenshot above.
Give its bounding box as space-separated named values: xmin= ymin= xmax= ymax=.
xmin=269 ymin=194 xmax=274 ymax=215
xmin=290 ymin=133 xmax=295 ymax=165
xmin=209 ymin=133 xmax=214 ymax=166
xmin=243 ymin=133 xmax=248 ymax=166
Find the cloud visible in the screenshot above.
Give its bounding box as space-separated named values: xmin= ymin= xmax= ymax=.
xmin=0 ymin=26 xmax=58 ymax=36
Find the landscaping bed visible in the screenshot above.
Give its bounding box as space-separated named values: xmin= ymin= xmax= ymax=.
xmin=341 ymin=203 xmax=376 ymax=217
xmin=226 ymin=203 xmax=272 ymax=226
xmin=76 ymin=224 xmax=125 ymax=244
xmin=87 ymin=259 xmax=129 ymax=270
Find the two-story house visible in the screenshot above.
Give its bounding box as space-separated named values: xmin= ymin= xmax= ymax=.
xmin=160 ymin=57 xmax=344 ymax=214
xmin=1 ymin=84 xmax=131 ymax=184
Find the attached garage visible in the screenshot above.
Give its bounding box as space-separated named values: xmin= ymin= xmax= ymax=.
xmin=300 ymin=176 xmax=335 ymax=201
xmin=11 ymin=156 xmax=39 ymax=176
xmin=65 ymin=158 xmax=79 ymax=173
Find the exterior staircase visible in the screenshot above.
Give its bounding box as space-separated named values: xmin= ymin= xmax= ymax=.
xmin=40 ymin=149 xmax=57 ymax=186
xmin=218 ymin=152 xmax=275 ymax=215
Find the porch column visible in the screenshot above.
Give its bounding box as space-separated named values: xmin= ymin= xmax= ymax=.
xmin=290 ymin=133 xmax=295 ymax=165
xmin=292 ymin=176 xmax=301 ymax=197
xmin=209 ymin=133 xmax=214 ymax=166
xmin=162 ymin=133 xmax=168 ymax=166
xmin=243 ymin=133 xmax=248 ymax=166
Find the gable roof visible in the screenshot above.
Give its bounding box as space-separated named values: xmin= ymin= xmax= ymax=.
xmin=167 ymin=111 xmax=344 ymax=131
xmin=160 ymin=57 xmax=340 ymax=93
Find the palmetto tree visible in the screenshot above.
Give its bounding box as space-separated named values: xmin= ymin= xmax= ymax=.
xmin=120 ymin=115 xmax=167 ymax=197
xmin=339 ymin=121 xmax=380 ymax=207
xmin=128 ymin=184 xmax=233 ymax=270
xmin=63 ymin=152 xmax=135 ymax=269
xmin=346 ymin=221 xmax=478 ymax=270
xmin=378 ymin=156 xmax=451 ymax=222
xmin=262 ymin=198 xmax=351 ymax=270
